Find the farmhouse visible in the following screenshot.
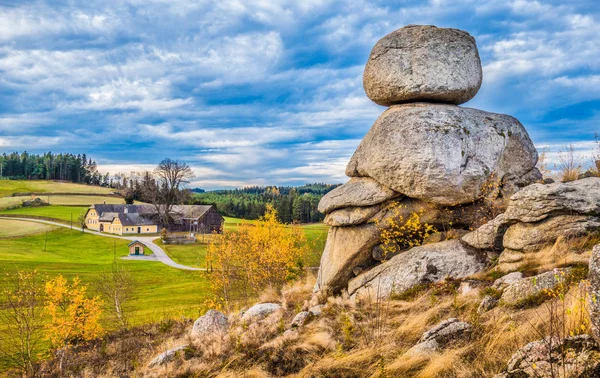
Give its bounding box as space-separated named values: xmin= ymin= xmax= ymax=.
xmin=84 ymin=204 xmax=224 ymax=235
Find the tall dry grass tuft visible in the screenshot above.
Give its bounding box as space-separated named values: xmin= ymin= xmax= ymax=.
xmin=557 ymin=144 xmax=583 ymax=182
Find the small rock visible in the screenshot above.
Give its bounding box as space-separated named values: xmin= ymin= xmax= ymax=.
xmin=478 ymin=295 xmax=499 ymax=314
xmin=242 ymin=303 xmax=282 ymax=321
xmin=492 ymin=272 xmax=524 ymax=290
xmin=462 ymin=213 xmax=511 ymax=251
xmin=190 ymin=310 xmax=228 ymax=339
xmin=501 ymin=269 xmax=572 ymax=305
xmin=308 ymin=305 xmax=323 ymax=317
xmin=291 ymin=311 xmax=313 ymax=328
xmin=317 ymin=177 xmax=400 ymax=214
xmin=148 ymin=344 xmax=188 ymax=367
xmin=407 ymin=318 xmax=472 ymax=355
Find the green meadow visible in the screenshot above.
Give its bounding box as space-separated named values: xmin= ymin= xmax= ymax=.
xmin=0 ymin=180 xmax=115 ymax=198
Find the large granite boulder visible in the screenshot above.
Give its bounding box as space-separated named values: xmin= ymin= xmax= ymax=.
xmin=323 ymin=204 xmax=382 ymax=226
xmin=363 ymin=25 xmax=482 ymax=106
xmin=346 ymin=103 xmax=539 ymax=206
xmin=190 ymin=310 xmax=228 ymax=339
xmin=315 ymin=224 xmax=380 ymax=294
xmin=503 ymin=215 xmax=600 ymax=252
xmin=317 ymin=177 xmax=399 ymax=214
xmin=589 ymin=244 xmax=600 ymax=343
xmin=504 ymin=178 xmax=600 ymax=223
xmin=348 ymin=240 xmax=488 ymax=299
xmin=462 ymin=213 xmax=511 ymax=251
xmin=501 ymin=269 xmax=572 ymax=305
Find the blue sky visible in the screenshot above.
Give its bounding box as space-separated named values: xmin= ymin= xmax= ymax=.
xmin=0 ymin=0 xmax=599 ymax=189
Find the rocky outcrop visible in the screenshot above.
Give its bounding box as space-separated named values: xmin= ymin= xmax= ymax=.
xmin=494 ymin=335 xmax=600 ymax=378
xmin=190 ymin=310 xmax=228 ymax=339
xmin=503 ymin=215 xmax=600 ymax=252
xmin=589 ymin=244 xmax=600 ymax=343
xmin=348 ymin=240 xmax=488 ymax=299
xmin=501 ymin=269 xmax=572 ymax=305
xmin=323 ymin=204 xmax=382 ymax=226
xmin=242 ymin=303 xmax=282 ymax=321
xmin=407 ymin=318 xmax=472 ymax=355
xmin=462 ymin=213 xmax=510 ymax=251
xmin=504 ymin=177 xmax=600 ymax=223
xmin=478 ymin=295 xmax=499 ymax=314
xmin=346 ymin=104 xmax=539 ymax=206
xmin=363 ymin=25 xmax=482 ymax=106
xmin=291 ymin=311 xmax=313 ymax=328
xmin=492 ymin=272 xmax=524 ymax=290
xmin=317 ymin=177 xmax=400 ymax=214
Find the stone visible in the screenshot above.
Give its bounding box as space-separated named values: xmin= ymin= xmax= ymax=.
xmin=499 ymin=335 xmax=600 ymax=377
xmin=462 ymin=213 xmax=511 ymax=251
xmin=478 ymin=295 xmax=499 ymax=314
xmin=291 ymin=311 xmax=313 ymax=328
xmin=190 ymin=310 xmax=228 ymax=339
xmin=148 ymin=344 xmax=188 ymax=367
xmin=501 ymin=269 xmax=572 ymax=305
xmin=317 ymin=177 xmax=400 ymax=214
xmin=407 ymin=318 xmax=472 ymax=355
xmin=242 ymin=303 xmax=282 ymax=321
xmin=371 ymin=244 xmax=402 ymax=262
xmin=503 ymin=215 xmax=600 ymax=252
xmin=424 ymin=229 xmax=470 ymax=245
xmin=346 ymin=103 xmax=539 ymax=206
xmin=348 ymin=240 xmax=488 ymax=299
xmin=492 ymin=272 xmax=524 ymax=290
xmin=308 ymin=305 xmax=324 ymax=317
xmin=323 ymin=204 xmax=382 ymax=226
xmin=589 ymin=244 xmax=600 ymax=343
xmin=363 ymin=25 xmax=482 ymax=106
xmin=314 ymin=223 xmax=380 ymax=294
xmin=504 ymin=177 xmax=600 ymax=223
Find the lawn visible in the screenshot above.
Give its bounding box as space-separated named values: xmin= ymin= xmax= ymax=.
xmin=0 ymin=205 xmax=89 ymax=223
xmin=0 ymin=227 xmax=210 ymax=325
xmin=0 ymin=180 xmax=115 ymax=197
xmin=0 ymin=219 xmax=56 ymax=238
xmin=0 ymin=194 xmax=129 ymax=211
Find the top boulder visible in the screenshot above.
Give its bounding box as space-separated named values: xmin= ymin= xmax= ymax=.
xmin=363 ymin=25 xmax=482 ymax=106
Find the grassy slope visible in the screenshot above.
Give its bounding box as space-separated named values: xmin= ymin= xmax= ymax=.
xmin=0 ymin=180 xmax=115 ymax=197
xmin=0 ymin=228 xmax=209 ymax=324
xmin=0 ymin=205 xmax=89 ymax=222
xmin=0 ymin=219 xmax=56 ymax=238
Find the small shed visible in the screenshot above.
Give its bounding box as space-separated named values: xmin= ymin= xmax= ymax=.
xmin=128 ymin=240 xmax=146 ymax=256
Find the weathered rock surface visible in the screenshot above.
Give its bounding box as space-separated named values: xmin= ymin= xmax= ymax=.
xmin=148 ymin=344 xmax=188 ymax=367
xmin=495 ymin=335 xmax=600 ymax=378
xmin=308 ymin=305 xmax=324 ymax=317
xmin=190 ymin=310 xmax=228 ymax=339
xmin=501 ymin=269 xmax=572 ymax=305
xmin=462 ymin=213 xmax=511 ymax=251
xmin=492 ymin=272 xmax=524 ymax=290
xmin=323 ymin=204 xmax=382 ymax=226
xmin=315 ymin=224 xmax=380 ymax=294
xmin=407 ymin=318 xmax=472 ymax=355
xmin=348 ymin=240 xmax=488 ymax=299
xmin=589 ymin=244 xmax=600 ymax=343
xmin=242 ymin=303 xmax=282 ymax=321
xmin=363 ymin=25 xmax=482 ymax=106
xmin=291 ymin=311 xmax=313 ymax=328
xmin=317 ymin=177 xmax=399 ymax=214
xmin=478 ymin=295 xmax=499 ymax=314
xmin=504 ymin=178 xmax=600 ymax=223
xmin=503 ymin=215 xmax=600 ymax=252
xmin=346 ymin=103 xmax=539 ymax=206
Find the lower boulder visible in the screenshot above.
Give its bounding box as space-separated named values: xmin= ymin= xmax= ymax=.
xmin=348 ymin=239 xmax=488 ymax=299
xmin=407 ymin=318 xmax=472 ymax=356
xmin=500 ymin=269 xmax=572 ymax=306
xmin=190 ymin=310 xmax=228 ymax=340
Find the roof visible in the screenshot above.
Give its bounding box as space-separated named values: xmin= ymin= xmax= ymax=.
xmin=128 ymin=240 xmax=146 ymax=247
xmin=92 ymin=204 xmax=157 ymax=215
xmin=117 ymin=213 xmax=156 ymax=226
xmin=170 ymin=205 xmax=214 ymax=219
xmin=88 ymin=204 xmax=221 ymax=226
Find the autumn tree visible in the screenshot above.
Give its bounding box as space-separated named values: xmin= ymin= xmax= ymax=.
xmin=0 ymin=270 xmax=46 ymax=377
xmin=205 ymin=205 xmax=307 ymax=310
xmin=44 ymin=275 xmax=103 ymax=371
xmin=144 ymin=158 xmax=194 ymax=226
xmin=94 ymin=264 xmax=134 ymax=330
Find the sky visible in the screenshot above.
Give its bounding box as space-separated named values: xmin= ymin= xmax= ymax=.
xmin=0 ymin=0 xmax=599 ymax=189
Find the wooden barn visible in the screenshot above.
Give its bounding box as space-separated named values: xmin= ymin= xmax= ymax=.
xmin=170 ymin=205 xmax=224 ymax=233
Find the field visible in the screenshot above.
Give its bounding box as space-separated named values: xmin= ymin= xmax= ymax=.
xmin=0 ymin=219 xmax=56 ymax=238
xmin=0 ymin=205 xmax=90 ymax=223
xmin=0 ymin=180 xmax=115 ymax=197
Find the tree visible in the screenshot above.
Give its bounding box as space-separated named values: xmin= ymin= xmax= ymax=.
xmin=0 ymin=270 xmax=46 ymax=377
xmin=94 ymin=264 xmax=134 ymax=329
xmin=44 ymin=275 xmax=103 ymax=371
xmin=144 ymin=158 xmax=194 ymax=226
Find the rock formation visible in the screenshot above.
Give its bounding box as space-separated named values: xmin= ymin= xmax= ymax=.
xmin=315 ymin=24 xmax=541 ymax=297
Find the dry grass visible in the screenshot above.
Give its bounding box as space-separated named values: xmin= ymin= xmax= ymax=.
xmin=0 ymin=219 xmax=56 ymax=238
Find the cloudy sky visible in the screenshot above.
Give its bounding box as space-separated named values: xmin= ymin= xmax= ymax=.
xmin=0 ymin=0 xmax=599 ymax=189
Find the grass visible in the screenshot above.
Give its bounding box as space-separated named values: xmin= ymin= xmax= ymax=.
xmin=0 ymin=195 xmax=131 ymax=211
xmin=0 ymin=219 xmax=56 ymax=238
xmin=0 ymin=228 xmax=210 ymax=325
xmin=0 ymin=180 xmax=115 ymax=197
xmin=0 ymin=205 xmax=89 ymax=223
xmin=157 ymin=239 xmax=208 ymax=268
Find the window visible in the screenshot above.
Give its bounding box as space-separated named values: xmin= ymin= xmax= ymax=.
xmin=146 ymin=228 xmax=149 ymax=231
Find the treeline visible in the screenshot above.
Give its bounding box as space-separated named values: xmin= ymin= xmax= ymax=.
xmin=0 ymin=151 xmax=108 ymax=185
xmin=191 ymin=183 xmax=340 ymax=223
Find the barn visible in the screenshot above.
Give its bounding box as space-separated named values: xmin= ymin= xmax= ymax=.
xmin=170 ymin=205 xmax=224 ymax=233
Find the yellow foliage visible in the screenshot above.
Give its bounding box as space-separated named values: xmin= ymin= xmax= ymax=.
xmin=376 ymin=203 xmax=436 ymax=259
xmin=205 ymin=204 xmax=307 ymax=309
xmin=44 ymin=275 xmax=103 ymax=348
